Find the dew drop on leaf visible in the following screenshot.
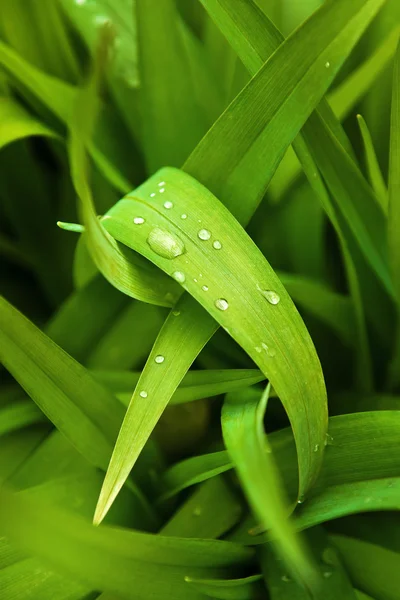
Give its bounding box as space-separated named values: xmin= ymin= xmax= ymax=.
xmin=202 ymin=285 xmax=209 ymax=292
xmin=261 ymin=290 xmax=280 ymax=305
xmin=133 ymin=217 xmax=145 ymax=225
xmin=154 ymin=355 xmax=165 ymax=364
xmin=213 ymin=240 xmax=222 ymax=249
xmin=172 ymin=310 xmax=181 ymax=316
xmin=158 ymin=181 xmax=166 ymax=187
xmin=139 ymin=391 xmax=148 ymax=398
xmin=163 ymin=200 xmax=173 ymax=208
xmin=147 ymin=228 xmax=185 ymax=259
xmin=181 ymin=214 xmax=187 ymax=219
xmin=172 ymin=271 xmax=186 ymax=283
xmin=198 ymin=229 xmax=211 ymax=241
xmin=215 ymin=298 xmax=229 ymax=311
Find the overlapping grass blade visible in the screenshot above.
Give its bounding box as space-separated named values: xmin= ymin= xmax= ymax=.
xmin=0 ymin=486 xmax=254 ymax=600
xmin=0 ymin=96 xmax=57 ymax=149
xmin=0 ymin=400 xmax=46 ymax=437
xmin=222 ymin=385 xmax=316 ymax=587
xmin=357 ymin=114 xmax=388 ymax=212
xmin=185 ymin=574 xmax=263 ymax=600
xmin=98 ymin=166 xmax=327 ymax=522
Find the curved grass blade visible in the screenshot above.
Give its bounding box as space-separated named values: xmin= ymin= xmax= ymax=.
xmin=357 ymin=114 xmax=388 ymax=213
xmin=98 ymin=166 xmax=327 ymax=523
xmin=96 ymin=368 xmax=265 ymax=405
xmin=331 ymin=535 xmax=400 ymax=600
xmin=0 ymin=486 xmax=255 ymax=600
xmin=67 ymin=39 xmax=181 ymax=308
xmin=0 ymin=95 xmax=57 ymax=149
xmin=295 ymin=478 xmax=400 ymax=532
xmin=222 ymin=385 xmax=317 ymax=588
xmin=185 ymin=574 xmax=263 ymax=600
xmin=0 ymin=401 xmax=46 ymax=437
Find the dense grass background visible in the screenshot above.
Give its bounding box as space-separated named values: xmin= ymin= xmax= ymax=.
xmin=1 ymin=1 xmax=400 ymax=598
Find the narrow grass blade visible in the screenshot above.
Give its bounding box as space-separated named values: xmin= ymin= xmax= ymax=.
xmin=0 ymin=401 xmax=46 ymax=437
xmin=357 ymin=114 xmax=388 ymax=213
xmin=99 ymin=166 xmax=327 ymax=522
xmin=185 ymin=574 xmax=263 ymax=600
xmin=331 ymin=535 xmax=400 ymax=600
xmin=161 ymin=476 xmax=242 ymax=539
xmin=0 ymin=95 xmax=57 ymax=149
xmin=222 ymin=385 xmax=317 ymax=588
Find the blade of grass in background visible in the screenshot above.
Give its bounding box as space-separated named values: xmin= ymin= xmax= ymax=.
xmin=222 ymin=385 xmax=317 ymax=589
xmin=0 ymin=96 xmax=57 ymax=149
xmin=357 ymin=114 xmax=388 ymax=213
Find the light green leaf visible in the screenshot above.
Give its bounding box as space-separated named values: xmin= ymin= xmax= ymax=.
xmin=98 ymin=166 xmax=327 ymax=523
xmin=222 ymin=385 xmax=316 ymax=588
xmin=0 ymin=400 xmax=46 ymax=437
xmin=0 ymin=95 xmax=57 ymax=149
xmin=357 ymin=114 xmax=388 ymax=213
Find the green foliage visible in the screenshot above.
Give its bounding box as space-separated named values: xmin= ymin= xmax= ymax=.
xmin=0 ymin=1 xmax=400 ymax=599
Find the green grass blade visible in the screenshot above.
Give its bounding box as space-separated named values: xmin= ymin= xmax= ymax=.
xmin=136 ymin=0 xmax=206 ymax=170
xmin=0 ymin=401 xmax=46 ymax=437
xmin=357 ymin=114 xmax=388 ymax=213
xmin=331 ymin=535 xmax=400 ymax=600
xmin=185 ymin=574 xmax=263 ymax=600
xmin=0 ymin=486 xmax=255 ymax=600
xmin=98 ymin=166 xmax=327 ymax=522
xmin=222 ymin=385 xmax=316 ymax=588
xmin=0 ymin=95 xmax=57 ymax=149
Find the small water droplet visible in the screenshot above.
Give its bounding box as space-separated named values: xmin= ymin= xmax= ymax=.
xmin=147 ymin=228 xmax=185 ymax=259
xmin=198 ymin=229 xmax=211 ymax=241
xmin=155 ymin=355 xmax=165 ymax=364
xmin=163 ymin=200 xmax=173 ymax=208
xmin=193 ymin=507 xmax=202 ymax=516
xmin=202 ymin=285 xmax=209 ymax=292
xmin=325 ymin=61 xmax=330 ymax=68
xmin=150 ymin=192 xmax=156 ymax=198
xmin=314 ymin=444 xmax=319 ymax=452
xmin=159 ymin=188 xmax=166 ymax=194
xmin=261 ymin=290 xmax=280 ymax=305
xmin=172 ymin=271 xmax=186 ymax=283
xmin=215 ymin=298 xmax=229 ymax=311
xmin=324 ymin=433 xmax=334 ymax=446
xmin=213 ymin=240 xmax=222 ymax=250
xmin=199 ymin=273 xmax=203 ymax=278
xmin=281 ymin=575 xmax=291 ymax=583
xmin=181 ymin=214 xmax=187 ymax=220
xmin=172 ymin=310 xmax=181 ymax=316
xmin=297 ymin=495 xmax=305 ymax=505
xmin=133 ymin=217 xmax=145 ymax=225
xmin=323 ymin=571 xmax=332 ymax=578
xmin=158 ymin=181 xmax=166 ymax=187
xmin=193 ymin=278 xmax=198 ymax=283
xmin=140 ymin=391 xmax=148 ymax=398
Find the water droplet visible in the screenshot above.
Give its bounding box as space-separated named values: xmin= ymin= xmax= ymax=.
xmin=314 ymin=444 xmax=319 ymax=452
xmin=281 ymin=575 xmax=291 ymax=583
xmin=133 ymin=217 xmax=145 ymax=225
xmin=193 ymin=507 xmax=202 ymax=516
xmin=150 ymin=192 xmax=156 ymax=198
xmin=155 ymin=355 xmax=165 ymax=364
xmin=262 ymin=290 xmax=280 ymax=305
xmin=215 ymin=298 xmax=229 ymax=311
xmin=199 ymin=273 xmax=203 ymax=278
xmin=198 ymin=229 xmax=211 ymax=241
xmin=297 ymin=495 xmax=305 ymax=505
xmin=147 ymin=228 xmax=185 ymax=259
xmin=140 ymin=391 xmax=148 ymax=398
xmin=325 ymin=61 xmax=330 ymax=68
xmin=213 ymin=240 xmax=222 ymax=250
xmin=193 ymin=278 xmax=198 ymax=283
xmin=172 ymin=271 xmax=186 ymax=283
xmin=159 ymin=188 xmax=166 ymax=194
xmin=324 ymin=433 xmax=334 ymax=446
xmin=163 ymin=200 xmax=173 ymax=209
xmin=323 ymin=571 xmax=332 ymax=578
xmin=202 ymin=285 xmax=209 ymax=292
xmin=261 ymin=342 xmax=275 ymax=357
xmin=255 ymin=346 xmax=262 ymax=353
xmin=172 ymin=310 xmax=181 ymax=316
xmin=158 ymin=181 xmax=166 ymax=187
xmin=181 ymin=213 xmax=187 ymax=220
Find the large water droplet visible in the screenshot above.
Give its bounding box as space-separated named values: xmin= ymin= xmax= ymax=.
xmin=325 ymin=61 xmax=330 ymax=68
xmin=181 ymin=214 xmax=187 ymax=220
xmin=139 ymin=390 xmax=148 ymax=398
xmin=198 ymin=229 xmax=211 ymax=241
xmin=215 ymin=298 xmax=229 ymax=311
xmin=147 ymin=228 xmax=185 ymax=259
xmin=155 ymin=355 xmax=165 ymax=364
xmin=133 ymin=217 xmax=145 ymax=225
xmin=172 ymin=271 xmax=185 ymax=283
xmin=202 ymin=285 xmax=209 ymax=292
xmin=261 ymin=290 xmax=280 ymax=305
xmin=213 ymin=240 xmax=222 ymax=250
xmin=163 ymin=200 xmax=173 ymax=208
xmin=158 ymin=181 xmax=166 ymax=187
